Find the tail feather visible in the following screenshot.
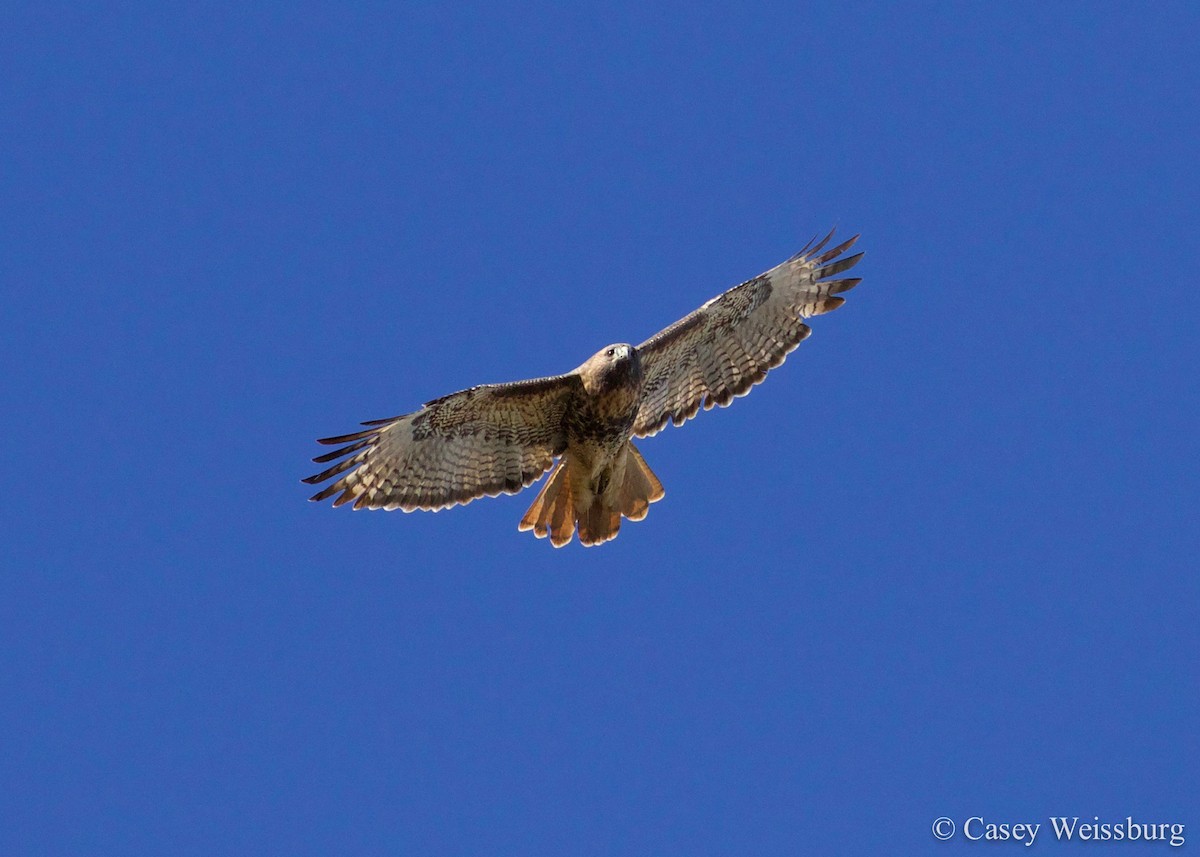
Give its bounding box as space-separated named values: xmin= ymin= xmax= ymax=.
xmin=516 ymin=478 xmax=548 ymax=533
xmin=578 ymin=499 xmax=621 ymax=547
xmin=546 ymin=467 xmax=575 ymax=547
xmin=518 ymin=443 xmax=665 ymax=548
xmin=518 ymin=460 xmax=575 ymax=547
xmin=619 ymin=443 xmax=664 ymax=521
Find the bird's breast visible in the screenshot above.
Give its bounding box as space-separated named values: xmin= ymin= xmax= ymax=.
xmin=568 ymin=380 xmax=640 ymax=440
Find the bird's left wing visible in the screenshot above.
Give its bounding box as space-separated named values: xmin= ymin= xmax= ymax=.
xmin=632 ymin=230 xmax=863 ymax=437
xmin=304 ymin=373 xmax=581 ymax=511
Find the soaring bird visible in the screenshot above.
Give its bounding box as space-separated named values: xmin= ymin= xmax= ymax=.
xmin=304 ymin=230 xmax=863 ymax=547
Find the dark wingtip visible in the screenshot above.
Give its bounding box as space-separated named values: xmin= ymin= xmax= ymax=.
xmin=308 ymin=483 xmax=341 ymax=501
xmin=806 ymin=227 xmax=838 ymax=258
xmin=360 ymin=415 xmax=401 ymax=427
xmin=317 ymin=426 xmax=378 ymax=445
xmin=818 ymin=251 xmax=865 ymax=279
xmin=816 ymin=235 xmax=860 ymax=265
xmin=794 ymin=231 xmax=822 ymax=257
xmin=312 ymin=437 xmax=373 ymax=464
xmin=832 ymin=277 xmax=862 ymax=293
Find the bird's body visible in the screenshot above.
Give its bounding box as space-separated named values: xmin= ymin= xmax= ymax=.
xmin=518 ymin=343 xmax=661 ymax=546
xmin=305 ymin=230 xmax=863 ymax=547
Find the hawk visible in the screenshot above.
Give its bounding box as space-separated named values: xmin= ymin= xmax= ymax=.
xmin=305 ymin=230 xmax=863 ymax=547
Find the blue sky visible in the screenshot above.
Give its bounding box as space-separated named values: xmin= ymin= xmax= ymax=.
xmin=3 ymin=2 xmax=1197 ymax=854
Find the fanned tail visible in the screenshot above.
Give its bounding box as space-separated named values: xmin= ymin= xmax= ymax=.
xmin=519 ymin=443 xmax=665 ymax=548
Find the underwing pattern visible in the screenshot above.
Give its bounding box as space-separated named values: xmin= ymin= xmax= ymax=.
xmin=305 ymin=229 xmax=864 ymax=547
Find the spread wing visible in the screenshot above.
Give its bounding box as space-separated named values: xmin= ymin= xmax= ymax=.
xmin=304 ymin=374 xmax=580 ymax=511
xmin=633 ymin=229 xmax=863 ymax=437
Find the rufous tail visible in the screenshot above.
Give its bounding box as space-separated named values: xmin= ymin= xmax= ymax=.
xmin=518 ymin=443 xmax=665 ymax=548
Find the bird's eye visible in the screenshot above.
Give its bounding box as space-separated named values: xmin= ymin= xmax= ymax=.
xmin=606 ymin=348 xmax=615 ymax=357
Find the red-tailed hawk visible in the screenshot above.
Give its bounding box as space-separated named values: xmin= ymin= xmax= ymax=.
xmin=305 ymin=230 xmax=863 ymax=547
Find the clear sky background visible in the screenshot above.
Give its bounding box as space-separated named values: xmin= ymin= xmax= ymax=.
xmin=4 ymin=3 xmax=1197 ymax=855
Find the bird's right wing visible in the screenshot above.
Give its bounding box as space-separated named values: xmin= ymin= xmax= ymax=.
xmin=304 ymin=373 xmax=581 ymax=511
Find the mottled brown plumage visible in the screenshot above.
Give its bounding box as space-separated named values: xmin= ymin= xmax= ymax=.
xmin=304 ymin=229 xmax=863 ymax=547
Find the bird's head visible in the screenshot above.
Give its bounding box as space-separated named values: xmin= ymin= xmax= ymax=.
xmin=578 ymin=343 xmax=642 ymax=394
